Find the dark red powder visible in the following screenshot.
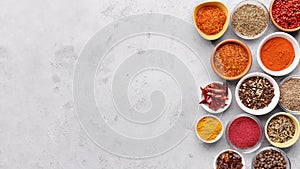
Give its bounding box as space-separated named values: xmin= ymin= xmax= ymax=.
xmin=228 ymin=116 xmax=260 ymax=148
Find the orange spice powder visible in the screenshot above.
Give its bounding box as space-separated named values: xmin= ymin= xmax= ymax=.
xmin=260 ymin=37 xmax=295 ymax=71
xmin=214 ymin=43 xmax=249 ymax=77
xmin=196 ymin=6 xmax=226 ymax=35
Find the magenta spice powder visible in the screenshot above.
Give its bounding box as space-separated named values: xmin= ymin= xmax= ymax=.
xmin=228 ymin=116 xmax=261 ymax=148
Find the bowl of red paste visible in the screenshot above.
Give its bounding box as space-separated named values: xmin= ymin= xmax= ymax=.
xmin=226 ymin=114 xmax=263 ymax=153
xmin=257 ymin=32 xmax=300 ymax=76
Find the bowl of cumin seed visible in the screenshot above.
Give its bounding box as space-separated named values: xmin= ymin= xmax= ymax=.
xmin=231 ymin=0 xmax=269 ymax=40
xmin=279 ymin=76 xmax=300 ymax=115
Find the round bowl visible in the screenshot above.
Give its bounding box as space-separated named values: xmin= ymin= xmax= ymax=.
xmin=226 ymin=114 xmax=264 ymax=154
xmin=252 ymin=146 xmax=291 ymax=169
xmin=195 ymin=115 xmax=223 ymax=143
xmin=213 ymin=149 xmax=245 ymax=169
xmin=257 ymin=32 xmax=300 ymax=76
xmin=279 ymin=75 xmax=300 ymax=115
xmin=235 ymin=72 xmax=280 ymax=115
xmin=211 ymin=39 xmax=252 ymax=80
xmin=265 ymin=112 xmax=300 ymax=148
xmin=231 ymin=0 xmax=269 ymax=40
xmin=200 ymin=81 xmax=232 ymax=114
xmin=270 ymin=0 xmax=300 ymax=32
xmin=193 ymin=0 xmax=229 ymax=40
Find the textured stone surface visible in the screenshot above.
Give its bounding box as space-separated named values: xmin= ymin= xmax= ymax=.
xmin=0 ymin=0 xmax=299 ymax=168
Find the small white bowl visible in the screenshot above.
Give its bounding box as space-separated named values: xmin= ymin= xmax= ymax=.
xmin=257 ymin=32 xmax=300 ymax=76
xmin=200 ymin=82 xmax=232 ymax=114
xmin=213 ymin=149 xmax=245 ymax=169
xmin=195 ymin=115 xmax=223 ymax=143
xmin=235 ymin=72 xmax=280 ymax=115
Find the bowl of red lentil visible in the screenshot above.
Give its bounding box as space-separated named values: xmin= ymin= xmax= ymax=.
xmin=257 ymin=32 xmax=300 ymax=77
xmin=211 ymin=39 xmax=252 ymax=80
xmin=226 ymin=114 xmax=264 ymax=154
xmin=279 ymin=76 xmax=300 ymax=115
xmin=270 ymin=0 xmax=300 ymax=32
xmin=193 ymin=1 xmax=230 ymax=40
xmin=235 ymin=72 xmax=280 ymax=115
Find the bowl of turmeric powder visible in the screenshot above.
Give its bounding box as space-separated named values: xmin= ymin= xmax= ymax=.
xmin=257 ymin=32 xmax=300 ymax=76
xmin=193 ymin=1 xmax=230 ymax=40
xmin=195 ymin=115 xmax=223 ymax=143
xmin=211 ymin=39 xmax=252 ymax=80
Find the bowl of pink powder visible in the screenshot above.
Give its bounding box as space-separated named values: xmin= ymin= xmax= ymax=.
xmin=226 ymin=114 xmax=263 ymax=153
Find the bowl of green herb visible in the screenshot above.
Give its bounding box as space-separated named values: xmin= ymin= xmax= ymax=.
xmin=231 ymin=0 xmax=269 ymax=40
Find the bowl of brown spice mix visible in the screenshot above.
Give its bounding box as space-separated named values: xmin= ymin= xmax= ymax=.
xmin=279 ymin=76 xmax=300 ymax=114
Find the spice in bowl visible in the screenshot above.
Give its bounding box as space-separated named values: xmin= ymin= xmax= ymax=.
xmin=253 ymin=147 xmax=290 ymax=169
xmin=195 ymin=6 xmax=226 ymax=35
xmin=196 ymin=115 xmax=223 ymax=143
xmin=199 ymin=82 xmax=229 ymax=112
xmin=260 ymin=37 xmax=295 ymax=71
xmin=280 ymin=77 xmax=300 ymax=113
xmin=212 ymin=40 xmax=251 ymax=80
xmin=267 ymin=115 xmax=295 ymax=143
xmin=238 ymin=76 xmax=274 ymax=110
xmin=227 ymin=115 xmax=262 ymax=153
xmin=232 ymin=1 xmax=268 ymax=38
xmin=215 ymin=149 xmax=244 ymax=169
xmin=271 ymin=0 xmax=300 ymax=30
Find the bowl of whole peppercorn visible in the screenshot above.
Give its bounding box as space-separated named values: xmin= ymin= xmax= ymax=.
xmin=265 ymin=112 xmax=300 ymax=148
xmin=252 ymin=146 xmax=291 ymax=169
xmin=270 ymin=0 xmax=300 ymax=32
xmin=235 ymin=72 xmax=280 ymax=115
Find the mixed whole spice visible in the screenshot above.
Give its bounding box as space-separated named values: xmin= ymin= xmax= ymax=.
xmin=267 ymin=115 xmax=295 ymax=143
xmin=280 ymin=77 xmax=300 ymax=111
xmin=216 ymin=150 xmax=243 ymax=169
xmin=214 ymin=43 xmax=249 ymax=78
xmin=238 ymin=76 xmax=275 ymax=110
xmin=253 ymin=149 xmax=287 ymax=169
xmin=199 ymin=82 xmax=228 ymax=111
xmin=272 ymin=0 xmax=300 ymax=29
xmin=232 ymin=3 xmax=268 ymax=37
xmin=196 ymin=6 xmax=226 ymax=35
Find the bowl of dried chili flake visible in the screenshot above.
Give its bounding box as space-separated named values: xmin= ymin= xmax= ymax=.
xmin=193 ymin=1 xmax=230 ymax=40
xmin=270 ymin=0 xmax=300 ymax=32
xmin=211 ymin=39 xmax=252 ymax=80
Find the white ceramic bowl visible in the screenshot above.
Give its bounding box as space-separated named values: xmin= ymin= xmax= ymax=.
xmin=195 ymin=115 xmax=223 ymax=143
xmin=257 ymin=32 xmax=300 ymax=76
xmin=213 ymin=149 xmax=245 ymax=169
xmin=235 ymin=72 xmax=280 ymax=115
xmin=200 ymin=82 xmax=232 ymax=114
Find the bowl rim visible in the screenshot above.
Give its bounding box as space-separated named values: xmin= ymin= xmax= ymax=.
xmin=269 ymin=0 xmax=300 ymax=32
xmin=235 ymin=72 xmax=280 ymax=115
xmin=251 ymin=146 xmax=291 ymax=169
xmin=213 ymin=148 xmax=246 ymax=169
xmin=279 ymin=75 xmax=300 ymax=114
xmin=200 ymin=81 xmax=232 ymax=114
xmin=193 ymin=0 xmax=230 ymax=40
xmin=195 ymin=114 xmax=224 ymax=143
xmin=231 ymin=0 xmax=269 ymax=40
xmin=265 ymin=112 xmax=300 ymax=148
xmin=225 ymin=113 xmax=264 ymax=154
xmin=211 ymin=39 xmax=252 ymax=80
xmin=256 ymin=32 xmax=300 ymax=76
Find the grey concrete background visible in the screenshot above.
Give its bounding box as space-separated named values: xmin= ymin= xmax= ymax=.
xmin=0 ymin=0 xmax=300 ymax=169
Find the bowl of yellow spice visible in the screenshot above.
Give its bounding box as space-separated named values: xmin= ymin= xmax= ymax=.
xmin=195 ymin=115 xmax=223 ymax=143
xmin=193 ymin=1 xmax=230 ymax=40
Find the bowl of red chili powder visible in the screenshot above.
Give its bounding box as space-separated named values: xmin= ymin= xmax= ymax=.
xmin=257 ymin=32 xmax=300 ymax=76
xmin=270 ymin=0 xmax=300 ymax=32
xmin=226 ymin=114 xmax=263 ymax=153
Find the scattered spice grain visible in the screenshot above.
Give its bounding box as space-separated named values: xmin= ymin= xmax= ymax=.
xmin=232 ymin=4 xmax=268 ymax=37
xmin=239 ymin=76 xmax=275 ymax=110
xmin=267 ymin=115 xmax=295 ymax=143
xmin=280 ymin=77 xmax=300 ymax=111
xmin=216 ymin=150 xmax=243 ymax=169
xmin=214 ymin=43 xmax=249 ymax=78
xmin=253 ymin=149 xmax=287 ymax=169
xmin=195 ymin=6 xmax=226 ymax=35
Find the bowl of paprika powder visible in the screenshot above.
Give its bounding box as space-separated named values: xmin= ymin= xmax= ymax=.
xmin=257 ymin=32 xmax=300 ymax=76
